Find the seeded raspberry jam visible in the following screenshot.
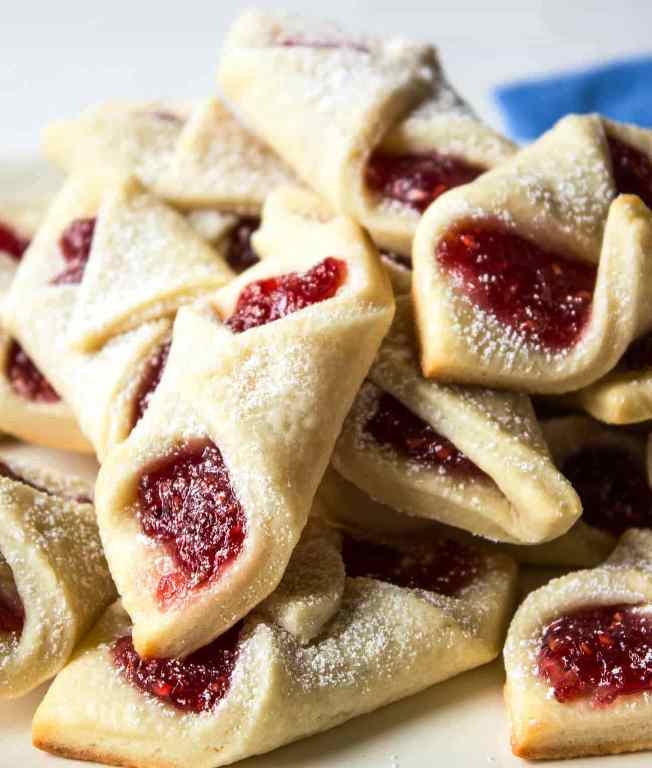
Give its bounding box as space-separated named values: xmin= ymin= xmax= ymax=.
xmin=131 ymin=340 xmax=171 ymax=430
xmin=366 ymin=151 xmax=484 ymax=213
xmin=51 ymin=217 xmax=96 ymax=285
xmin=365 ymin=391 xmax=486 ymax=477
xmin=0 ymin=572 xmax=24 ymax=635
xmin=112 ymin=622 xmax=241 ymax=713
xmin=342 ymin=535 xmax=482 ymax=596
xmin=6 ymin=340 xmax=60 ymax=403
xmin=138 ymin=441 xmax=246 ymax=605
xmin=0 ymin=221 xmax=29 ymax=261
xmin=437 ymin=225 xmax=597 ymax=351
xmin=561 ymin=445 xmax=652 ymax=535
xmin=225 ymin=217 xmax=260 ymax=273
xmin=621 ymin=330 xmax=652 ymax=371
xmin=607 ymin=136 xmax=652 ymax=210
xmin=226 ymin=257 xmax=347 ymax=333
xmin=538 ymin=605 xmax=652 ymax=706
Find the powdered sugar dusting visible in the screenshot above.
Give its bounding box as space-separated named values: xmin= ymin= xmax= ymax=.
xmin=165 ymin=100 xmax=298 ymax=207
xmin=506 ymin=532 xmax=652 ymax=708
xmin=58 ymin=104 xmax=184 ymax=187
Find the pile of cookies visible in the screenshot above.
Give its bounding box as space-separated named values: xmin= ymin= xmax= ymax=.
xmin=1 ymin=9 xmax=652 ymax=766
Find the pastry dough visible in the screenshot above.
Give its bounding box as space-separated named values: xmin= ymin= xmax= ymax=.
xmin=497 ymin=415 xmax=651 ymax=566
xmin=562 ymin=328 xmax=652 ymax=423
xmin=218 ymin=10 xmax=514 ymax=258
xmin=43 ymin=101 xmax=189 ymax=193
xmin=0 ymin=458 xmax=115 ymax=698
xmin=319 ymin=465 xmax=612 ymax=570
xmin=3 ymin=173 xmax=234 ymax=459
xmin=43 ymin=97 xmax=297 ymax=213
xmin=255 ymin=517 xmax=345 ymax=644
xmin=33 ymin=519 xmax=516 ymax=768
xmin=505 ymin=529 xmax=652 ymax=759
xmin=564 ymin=366 xmax=652 ymax=424
xmin=43 ymin=98 xmax=299 ymax=276
xmin=0 ymin=201 xmax=91 ymax=452
xmin=0 ymin=199 xmax=47 ymax=292
xmin=502 ymin=414 xmax=652 ymax=567
xmin=318 ymin=465 xmax=437 ymax=536
xmin=94 ymin=186 xmax=394 ymax=658
xmin=413 ymin=115 xmax=652 ymax=393
xmin=0 ymin=454 xmax=94 ymax=503
xmin=380 ymin=250 xmax=412 ymax=294
xmin=332 ymin=296 xmax=581 ymax=544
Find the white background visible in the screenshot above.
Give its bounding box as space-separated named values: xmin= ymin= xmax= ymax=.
xmin=2 ymin=0 xmax=652 ymax=155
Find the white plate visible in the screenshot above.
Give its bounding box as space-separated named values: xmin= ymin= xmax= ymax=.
xmin=0 ymin=157 xmax=648 ymax=768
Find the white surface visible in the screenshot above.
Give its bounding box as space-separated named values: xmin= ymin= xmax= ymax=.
xmin=2 ymin=5 xmax=652 ymax=764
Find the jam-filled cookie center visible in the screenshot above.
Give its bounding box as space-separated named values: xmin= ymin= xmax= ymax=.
xmin=225 ymin=216 xmax=260 ymax=273
xmin=365 ymin=390 xmax=487 ymax=478
xmin=538 ymin=604 xmax=652 ymax=706
xmin=0 ymin=557 xmax=24 ymax=636
xmin=342 ymin=535 xmax=482 ymax=596
xmin=437 ymin=225 xmax=597 ymax=351
xmin=366 ymin=151 xmax=484 ymax=213
xmin=226 ymin=256 xmax=347 ymax=333
xmin=51 ymin=217 xmax=96 ymax=286
xmin=137 ymin=440 xmax=246 ymax=606
xmin=561 ymin=444 xmax=652 ymax=535
xmin=6 ymin=339 xmax=61 ymax=403
xmin=0 ymin=221 xmax=29 ymax=261
xmin=131 ymin=340 xmax=171 ymax=431
xmin=112 ymin=621 xmax=241 ymax=713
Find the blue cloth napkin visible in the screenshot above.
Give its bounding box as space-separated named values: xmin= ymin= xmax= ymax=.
xmin=494 ymin=56 xmax=652 ymax=141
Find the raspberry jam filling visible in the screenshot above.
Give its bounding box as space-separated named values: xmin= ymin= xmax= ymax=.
xmin=0 ymin=221 xmax=29 ymax=261
xmin=112 ymin=621 xmax=241 ymax=713
xmin=561 ymin=445 xmax=652 ymax=534
xmin=607 ymin=136 xmax=652 ymax=210
xmin=0 ymin=594 xmax=23 ymax=634
xmin=437 ymin=225 xmax=597 ymax=351
xmin=225 ymin=217 xmax=260 ymax=273
xmin=51 ymin=217 xmax=96 ymax=286
xmin=366 ymin=151 xmax=484 ymax=213
xmin=342 ymin=535 xmax=482 ymax=596
xmin=131 ymin=340 xmax=171 ymax=430
xmin=365 ymin=391 xmax=486 ymax=478
xmin=226 ymin=257 xmax=347 ymax=333
xmin=6 ymin=340 xmax=60 ymax=403
xmin=0 ymin=561 xmax=24 ymax=635
xmin=138 ymin=441 xmax=246 ymax=606
xmin=538 ymin=605 xmax=652 ymax=706
xmin=621 ymin=330 xmax=652 ymax=371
